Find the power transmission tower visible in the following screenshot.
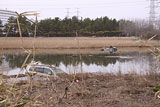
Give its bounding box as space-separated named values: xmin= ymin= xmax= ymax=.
xmin=149 ymin=0 xmax=157 ymax=25
xmin=157 ymin=1 xmax=160 ymax=29
xmin=66 ymin=8 xmax=70 ymax=18
xmin=76 ymin=8 xmax=80 ymax=19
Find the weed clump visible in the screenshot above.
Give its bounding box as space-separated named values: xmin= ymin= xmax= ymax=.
xmin=0 ymin=79 xmax=41 ymax=106
xmin=153 ymin=85 xmax=160 ymax=92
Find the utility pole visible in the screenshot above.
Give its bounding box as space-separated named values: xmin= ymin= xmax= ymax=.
xmin=66 ymin=8 xmax=70 ymax=18
xmin=149 ymin=0 xmax=157 ymax=25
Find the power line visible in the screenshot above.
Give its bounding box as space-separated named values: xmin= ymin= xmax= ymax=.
xmin=0 ymin=1 xmax=149 ymax=20
xmin=0 ymin=9 xmax=17 ymax=24
xmin=0 ymin=1 xmax=148 ymax=9
xmin=0 ymin=0 xmax=147 ymax=6
xmin=0 ymin=9 xmax=16 ymax=14
xmin=0 ymin=12 xmax=17 ymax=16
xmin=62 ymin=0 xmax=147 ymax=6
xmin=0 ymin=14 xmax=16 ymax=18
xmin=1 ymin=3 xmax=148 ymax=12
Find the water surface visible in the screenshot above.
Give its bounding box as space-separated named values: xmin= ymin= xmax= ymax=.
xmin=0 ymin=51 xmax=159 ymax=75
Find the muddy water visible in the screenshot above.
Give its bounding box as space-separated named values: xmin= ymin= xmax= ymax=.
xmin=0 ymin=51 xmax=159 ymax=75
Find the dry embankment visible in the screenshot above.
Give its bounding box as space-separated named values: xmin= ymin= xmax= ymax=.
xmin=0 ymin=37 xmax=160 ymax=49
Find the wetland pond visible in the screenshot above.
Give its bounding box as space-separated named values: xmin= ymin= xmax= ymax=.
xmin=0 ymin=50 xmax=159 ymax=76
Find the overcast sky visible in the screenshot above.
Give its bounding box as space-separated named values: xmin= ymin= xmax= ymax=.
xmin=0 ymin=0 xmax=154 ymax=20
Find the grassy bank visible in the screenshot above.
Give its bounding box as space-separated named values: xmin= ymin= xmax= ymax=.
xmin=0 ymin=37 xmax=160 ymax=49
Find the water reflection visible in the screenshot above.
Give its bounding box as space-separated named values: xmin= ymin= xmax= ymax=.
xmin=0 ymin=52 xmax=159 ymax=75
xmin=2 ymin=54 xmax=120 ymax=69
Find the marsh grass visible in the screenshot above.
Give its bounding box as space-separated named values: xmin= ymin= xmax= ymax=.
xmin=0 ymin=37 xmax=160 ymax=49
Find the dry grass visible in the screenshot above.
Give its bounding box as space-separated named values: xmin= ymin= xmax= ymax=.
xmin=0 ymin=37 xmax=160 ymax=49
xmin=1 ymin=73 xmax=160 ymax=107
xmin=0 ymin=78 xmax=41 ymax=106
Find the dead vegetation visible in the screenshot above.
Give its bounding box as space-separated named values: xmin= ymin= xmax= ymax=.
xmin=0 ymin=77 xmax=41 ymax=106
xmin=1 ymin=73 xmax=160 ymax=107
xmin=0 ymin=37 xmax=160 ymax=49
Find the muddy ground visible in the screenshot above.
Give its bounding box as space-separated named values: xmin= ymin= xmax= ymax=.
xmin=10 ymin=73 xmax=160 ymax=107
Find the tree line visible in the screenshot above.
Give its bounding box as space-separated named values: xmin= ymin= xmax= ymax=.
xmin=0 ymin=16 xmax=159 ymax=39
xmin=119 ymin=19 xmax=160 ymax=40
xmin=0 ymin=16 xmax=122 ymax=37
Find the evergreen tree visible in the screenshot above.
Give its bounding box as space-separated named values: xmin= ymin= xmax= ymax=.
xmin=5 ymin=16 xmax=121 ymax=37
xmin=0 ymin=20 xmax=3 ymax=35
